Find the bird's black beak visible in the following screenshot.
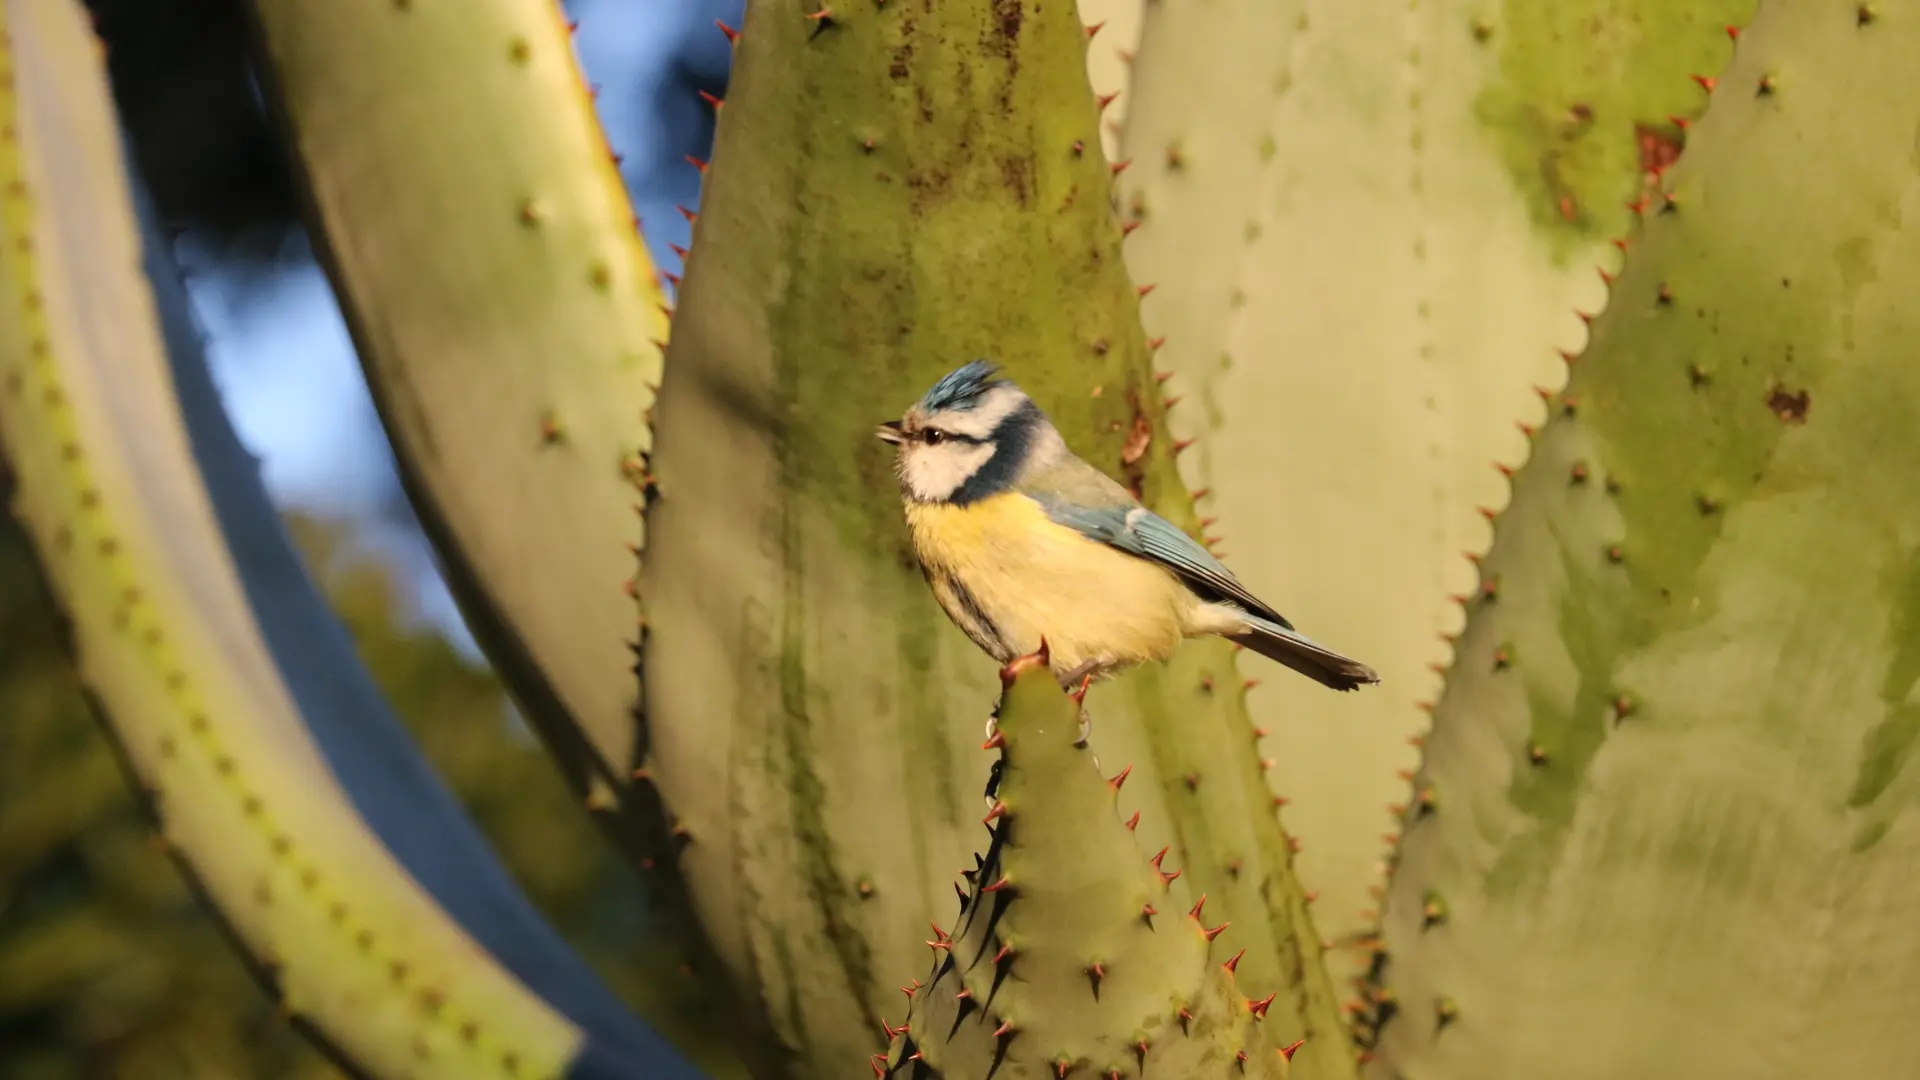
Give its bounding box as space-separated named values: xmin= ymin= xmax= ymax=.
xmin=875 ymin=420 xmax=906 ymax=444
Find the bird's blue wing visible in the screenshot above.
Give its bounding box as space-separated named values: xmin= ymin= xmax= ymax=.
xmin=1027 ymin=489 xmax=1295 ymax=631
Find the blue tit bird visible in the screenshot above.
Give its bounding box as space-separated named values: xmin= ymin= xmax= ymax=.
xmin=877 ymin=360 xmax=1380 ymax=714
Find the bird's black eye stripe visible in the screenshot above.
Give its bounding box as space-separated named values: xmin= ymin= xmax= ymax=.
xmin=919 ymin=429 xmax=984 ymax=446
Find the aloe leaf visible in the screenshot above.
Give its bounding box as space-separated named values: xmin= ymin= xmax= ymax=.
xmin=1375 ymin=2 xmax=1920 ymax=1075
xmin=884 ymin=652 xmax=1300 ymax=1079
xmin=0 ymin=3 xmax=708 ymax=1076
xmin=246 ymin=0 xmax=675 ymax=862
xmin=1117 ymin=0 xmax=1755 ymax=981
xmin=641 ymin=0 xmax=1346 ymax=1074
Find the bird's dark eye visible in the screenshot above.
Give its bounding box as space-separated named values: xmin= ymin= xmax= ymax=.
xmin=923 ymin=429 xmax=946 ymax=446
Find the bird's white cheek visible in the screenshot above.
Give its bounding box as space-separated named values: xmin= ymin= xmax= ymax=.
xmin=902 ymin=444 xmax=994 ymax=502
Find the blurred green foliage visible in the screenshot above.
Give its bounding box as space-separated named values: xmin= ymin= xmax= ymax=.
xmin=0 ymin=511 xmax=674 ymax=1079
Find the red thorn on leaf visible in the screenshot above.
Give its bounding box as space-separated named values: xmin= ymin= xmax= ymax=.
xmin=1071 ymin=673 xmax=1093 ymax=704
xmin=1147 ymin=335 xmax=1167 ymax=351
xmin=983 ymin=801 xmax=1007 ymax=824
xmin=1597 ymin=267 xmax=1614 ymax=285
xmin=1154 ymin=369 xmax=1175 ymax=384
xmin=1110 ymin=159 xmax=1133 ymax=175
xmin=954 ymin=989 xmax=973 ymax=1001
xmin=1178 ymin=1008 xmax=1194 ymax=1031
xmin=1121 ymin=219 xmax=1143 ymax=237
xmin=1151 ymin=846 xmax=1170 ymax=869
xmin=698 ymin=90 xmax=723 ymax=109
xmin=1477 ymin=506 xmax=1498 ymax=521
xmin=805 ymin=6 xmax=833 ymax=20
xmin=1172 ymin=437 xmax=1196 ymax=455
xmin=685 ymin=154 xmax=708 ymax=174
xmin=925 ymin=938 xmax=952 ymax=951
xmin=993 ymin=943 xmax=1015 ymax=964
xmin=1692 ymin=74 xmax=1716 ymax=92
xmin=1223 ymin=948 xmax=1247 ymax=974
xmin=1086 ymin=19 xmax=1106 ymax=38
xmin=871 ymin=1055 xmax=887 ymax=1078
xmin=992 ymin=1021 xmax=1015 ymax=1039
xmin=982 ymin=731 xmax=1005 ymax=750
xmin=1726 ymin=24 xmax=1741 ymax=39
xmin=1164 ymin=395 xmax=1183 ymax=409
xmin=662 ymin=271 xmax=681 ymax=288
xmin=675 ymin=205 xmax=697 ymax=223
xmin=1671 ymin=114 xmax=1692 ymax=131
xmin=1237 ymin=1051 xmax=1250 ymax=1066
xmin=1189 ymin=894 xmax=1207 ymax=920
xmin=1191 ymin=486 xmax=1211 ymax=500
xmin=982 ymin=875 xmax=1012 ymax=893
xmin=668 ymin=243 xmax=690 ymax=260
xmin=883 ymin=1019 xmax=907 ymax=1039
xmin=1141 ymin=902 xmax=1157 ymax=920
xmin=1494 ymin=461 xmax=1513 ymax=478
xmin=1097 ymin=90 xmax=1121 ymax=111
xmin=1253 ymin=726 xmax=1270 ymax=738
xmin=1203 ymin=921 xmax=1230 ymax=942
xmin=929 ymin=922 xmax=949 ymax=941
xmin=716 ymin=19 xmax=740 ymax=43
xmin=1124 ymin=810 xmax=1141 ymax=831
xmin=1304 ymin=890 xmax=1319 ymax=904
xmin=1137 ymin=283 xmax=1157 ymax=298
xmin=1108 ymin=765 xmax=1133 ymax=793
xmin=1280 ymin=1039 xmax=1306 ymax=1061
xmin=1243 ymin=678 xmax=1262 ymax=692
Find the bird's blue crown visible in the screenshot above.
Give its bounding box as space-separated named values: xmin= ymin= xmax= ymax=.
xmin=917 ymin=360 xmax=1006 ymax=414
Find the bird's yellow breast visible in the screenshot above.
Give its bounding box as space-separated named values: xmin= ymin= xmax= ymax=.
xmin=904 ymin=494 xmax=1196 ymax=674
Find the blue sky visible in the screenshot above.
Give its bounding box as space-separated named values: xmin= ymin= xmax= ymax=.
xmin=178 ymin=0 xmax=738 ymax=658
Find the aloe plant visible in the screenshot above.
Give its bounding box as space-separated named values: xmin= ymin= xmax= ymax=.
xmin=10 ymin=0 xmax=1920 ymax=1078
xmin=1116 ymin=0 xmax=1757 ymax=977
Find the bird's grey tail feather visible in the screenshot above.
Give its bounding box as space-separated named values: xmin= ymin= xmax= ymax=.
xmin=1230 ymin=617 xmax=1380 ymax=692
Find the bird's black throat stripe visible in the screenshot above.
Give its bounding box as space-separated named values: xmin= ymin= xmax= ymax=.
xmin=949 ymin=400 xmax=1041 ymax=507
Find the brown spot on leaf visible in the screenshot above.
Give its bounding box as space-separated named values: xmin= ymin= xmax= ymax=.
xmin=1120 ymin=408 xmax=1153 ymax=467
xmin=1765 ymin=383 xmax=1810 ymax=424
xmin=992 ymin=0 xmax=1022 ymax=46
xmin=1636 ymin=124 xmax=1684 ymax=176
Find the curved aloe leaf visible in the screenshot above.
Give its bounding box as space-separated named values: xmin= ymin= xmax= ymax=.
xmin=642 ymin=0 xmax=1346 ymax=1074
xmin=1117 ymin=0 xmax=1754 ymax=980
xmin=246 ymin=0 xmax=680 ymax=877
xmin=1375 ymin=2 xmax=1920 ymax=1075
xmin=0 ymin=3 xmax=707 ymax=1077
xmin=885 ymin=652 xmax=1299 ymax=1079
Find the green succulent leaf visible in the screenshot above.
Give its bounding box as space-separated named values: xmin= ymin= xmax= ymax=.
xmin=248 ymin=0 xmax=679 ymax=878
xmin=1117 ymin=0 xmax=1755 ymax=982
xmin=1377 ymin=2 xmax=1920 ymax=1075
xmin=643 ymin=0 xmax=1345 ymax=1074
xmin=887 ymin=652 xmax=1298 ymax=1079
